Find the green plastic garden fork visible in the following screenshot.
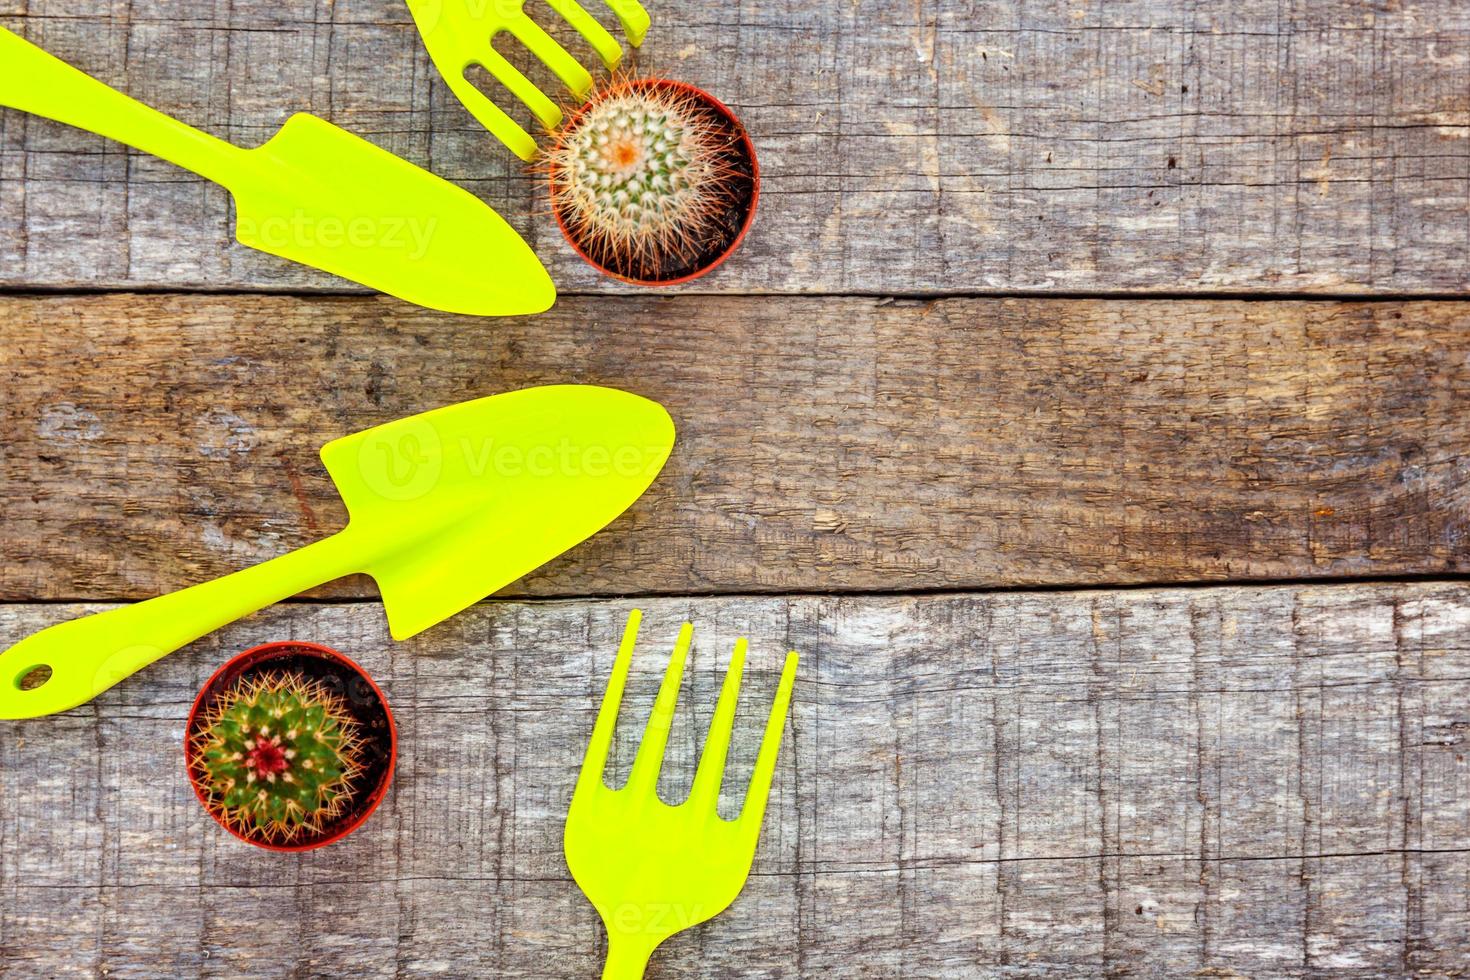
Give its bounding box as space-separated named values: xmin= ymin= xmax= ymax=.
xmin=406 ymin=0 xmax=651 ymax=161
xmin=564 ymin=610 xmax=799 ymax=978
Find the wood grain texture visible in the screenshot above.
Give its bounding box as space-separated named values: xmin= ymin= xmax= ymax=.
xmin=2 ymin=0 xmax=1468 ymax=295
xmin=2 ymin=584 xmax=1468 ymax=976
xmin=2 ymin=291 xmax=1468 ymax=601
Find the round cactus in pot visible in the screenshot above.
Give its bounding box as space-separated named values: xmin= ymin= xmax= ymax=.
xmin=185 ymin=642 xmax=396 ymax=851
xmin=189 ymin=672 xmax=364 ymax=844
xmin=546 ymin=77 xmax=758 ymax=285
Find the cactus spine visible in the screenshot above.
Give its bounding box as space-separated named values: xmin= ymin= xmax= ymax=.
xmin=547 ymin=78 xmax=747 ymax=282
xmin=189 ymin=672 xmax=364 ymax=845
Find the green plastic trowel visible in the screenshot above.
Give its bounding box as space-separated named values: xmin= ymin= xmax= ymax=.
xmin=0 ymin=28 xmax=555 ymax=316
xmin=0 ymin=386 xmax=675 ymax=720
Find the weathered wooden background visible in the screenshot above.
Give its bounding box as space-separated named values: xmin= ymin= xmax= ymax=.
xmin=2 ymin=0 xmax=1469 ymax=976
xmin=4 ymin=0 xmax=1470 ymax=295
xmin=5 ymin=589 xmax=1470 ymax=977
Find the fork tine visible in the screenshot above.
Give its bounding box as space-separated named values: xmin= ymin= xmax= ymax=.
xmin=477 ymin=46 xmax=563 ymax=129
xmin=601 ymin=0 xmax=651 ymax=47
xmin=574 ymin=608 xmax=642 ymax=795
xmin=738 ymin=651 xmax=799 ymax=829
xmin=541 ymin=0 xmax=624 ymax=70
xmin=625 ymin=621 xmax=693 ymax=794
xmin=688 ymin=638 xmax=746 ymax=811
xmin=507 ymin=14 xmax=596 ymax=98
xmin=444 ymin=70 xmax=540 ymax=161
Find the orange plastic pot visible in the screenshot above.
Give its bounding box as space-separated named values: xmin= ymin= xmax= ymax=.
xmin=184 ymin=641 xmax=397 ymax=852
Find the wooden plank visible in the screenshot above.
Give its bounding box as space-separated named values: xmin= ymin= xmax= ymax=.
xmin=3 ymin=292 xmax=1469 ymax=600
xmin=2 ymin=1 xmax=1468 ymax=295
xmin=2 ymin=583 xmax=1468 ymax=975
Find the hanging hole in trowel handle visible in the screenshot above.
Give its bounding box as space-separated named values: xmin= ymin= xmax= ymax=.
xmin=16 ymin=664 xmax=52 ymax=691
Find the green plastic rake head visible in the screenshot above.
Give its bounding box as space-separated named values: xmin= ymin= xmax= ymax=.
xmin=564 ymin=610 xmax=799 ymax=978
xmin=406 ymin=0 xmax=651 ymax=160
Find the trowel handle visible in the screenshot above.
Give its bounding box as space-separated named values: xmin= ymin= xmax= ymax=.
xmin=0 ymin=28 xmax=247 ymax=185
xmin=0 ymin=532 xmax=362 ymax=720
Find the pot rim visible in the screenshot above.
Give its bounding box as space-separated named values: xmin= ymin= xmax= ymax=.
xmin=549 ymin=77 xmax=761 ymax=288
xmin=183 ymin=640 xmax=398 ymax=853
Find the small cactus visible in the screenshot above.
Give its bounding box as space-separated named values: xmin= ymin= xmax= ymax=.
xmin=188 ymin=672 xmax=365 ymax=846
xmin=547 ymin=77 xmax=753 ymax=283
